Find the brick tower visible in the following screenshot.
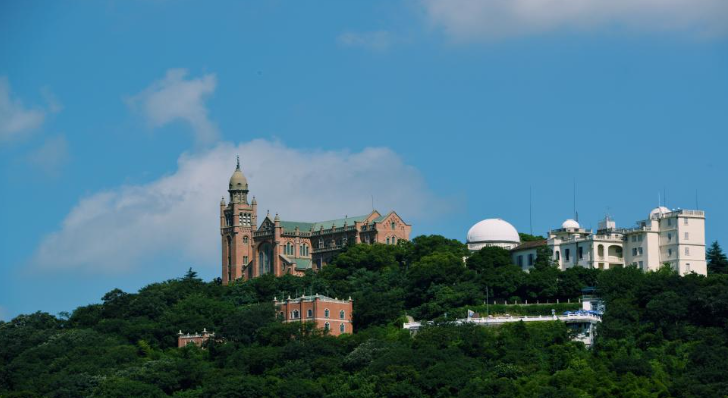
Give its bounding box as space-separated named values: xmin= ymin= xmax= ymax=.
xmin=220 ymin=157 xmax=257 ymax=284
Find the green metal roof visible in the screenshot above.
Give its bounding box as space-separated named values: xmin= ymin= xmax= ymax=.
xmin=293 ymin=258 xmax=312 ymax=270
xmin=279 ymin=221 xmax=315 ymax=231
xmin=280 ymin=254 xmax=312 ymax=270
xmin=278 ymin=214 xmax=370 ymax=232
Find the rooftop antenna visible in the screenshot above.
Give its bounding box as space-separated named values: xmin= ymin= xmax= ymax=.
xmin=236 ymin=155 xmax=240 ymax=170
xmin=664 ymin=187 xmax=667 ymax=208
xmin=529 ymin=186 xmax=533 ymax=235
xmin=696 ymin=189 xmax=699 ymax=209
xmin=573 ymin=178 xmax=578 ymax=222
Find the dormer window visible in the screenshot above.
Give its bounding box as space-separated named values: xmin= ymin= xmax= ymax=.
xmin=391 ymin=221 xmax=396 ymax=230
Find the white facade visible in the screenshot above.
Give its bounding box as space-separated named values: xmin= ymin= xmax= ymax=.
xmin=507 ymin=207 xmax=707 ymax=276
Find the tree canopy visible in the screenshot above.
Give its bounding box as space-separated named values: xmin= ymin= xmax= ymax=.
xmin=2 ymin=236 xmax=727 ymax=397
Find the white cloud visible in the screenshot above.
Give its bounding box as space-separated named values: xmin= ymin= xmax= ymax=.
xmin=0 ymin=77 xmax=46 ymax=143
xmin=30 ymin=140 xmax=447 ymax=274
xmin=27 ymin=135 xmax=70 ymax=177
xmin=128 ymin=69 xmax=219 ymax=145
xmin=338 ymin=30 xmax=395 ymax=50
xmin=421 ymin=0 xmax=728 ymax=41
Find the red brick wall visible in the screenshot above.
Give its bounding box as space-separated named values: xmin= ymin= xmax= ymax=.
xmin=275 ymin=297 xmax=353 ymax=336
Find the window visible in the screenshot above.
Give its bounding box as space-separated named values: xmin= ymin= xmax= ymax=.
xmin=386 ymin=237 xmax=390 ymax=245
xmin=292 ymin=310 xmax=299 ymax=319
xmin=340 ymin=323 xmax=345 ymax=333
xmin=684 ymin=218 xmax=689 ymax=225
xmin=668 ymin=248 xmax=673 ymax=257
xmin=565 ymin=249 xmax=570 ymax=262
xmin=632 ymin=248 xmax=637 ymax=256
xmin=555 ymin=251 xmax=560 ymax=261
xmin=243 ymin=236 xmax=248 ymax=243
xmin=517 ymin=255 xmax=523 ymax=267
xmin=319 ymin=239 xmax=324 ymax=249
xmin=307 ymin=309 xmax=313 ymax=318
xmin=392 ymin=236 xmax=396 ymax=244
xmin=239 ymin=212 xmax=243 ymax=226
xmin=638 ymin=247 xmax=643 ymax=255
xmin=340 ymin=310 xmax=345 ymax=319
xmin=243 ymin=256 xmax=248 ymax=265
xmin=527 ymin=254 xmax=534 ymax=266
xmin=391 ymin=221 xmax=396 ymax=230
xmin=638 ymin=235 xmax=643 ymax=242
xmin=667 ymin=218 xmax=672 ymax=226
xmin=631 ymin=236 xmax=637 ymax=242
xmin=685 ymin=247 xmax=690 ymax=256
xmin=639 ymin=261 xmax=644 ymax=269
xmin=343 ymin=236 xmax=348 ymax=245
xmin=324 ymin=309 xmax=330 ymax=318
xmin=668 ymin=233 xmax=672 ymax=242
xmin=324 ymin=322 xmax=330 ymax=332
xmin=684 ymin=232 xmax=689 ymax=240
xmin=578 ymin=247 xmax=583 ymax=260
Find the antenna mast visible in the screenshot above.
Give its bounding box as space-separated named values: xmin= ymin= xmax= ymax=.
xmin=529 ymin=186 xmax=533 ymax=235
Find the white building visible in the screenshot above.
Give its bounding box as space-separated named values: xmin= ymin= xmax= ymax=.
xmin=468 ymin=207 xmax=707 ymax=276
xmin=466 ymin=218 xmax=521 ymax=251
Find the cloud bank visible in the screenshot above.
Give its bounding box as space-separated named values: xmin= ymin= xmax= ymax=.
xmin=0 ymin=77 xmax=46 ymax=143
xmin=31 ymin=140 xmax=446 ymax=274
xmin=421 ymin=0 xmax=728 ymax=41
xmin=26 ymin=135 xmax=70 ymax=177
xmin=128 ymin=69 xmax=219 ymax=145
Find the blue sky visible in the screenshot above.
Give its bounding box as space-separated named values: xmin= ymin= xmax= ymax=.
xmin=1 ymin=0 xmax=728 ymax=320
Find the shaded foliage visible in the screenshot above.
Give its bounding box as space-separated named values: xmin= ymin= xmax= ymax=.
xmin=2 ymin=236 xmax=728 ymax=397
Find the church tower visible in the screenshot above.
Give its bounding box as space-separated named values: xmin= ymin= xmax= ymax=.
xmin=220 ymin=157 xmax=257 ymax=285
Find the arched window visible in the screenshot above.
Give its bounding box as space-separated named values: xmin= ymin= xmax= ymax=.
xmin=391 ymin=221 xmax=396 ymax=230
xmin=386 ymin=237 xmax=390 ymax=245
xmin=324 ymin=322 xmax=330 ymax=332
xmin=292 ymin=310 xmax=299 ymax=319
xmin=243 ymin=236 xmax=248 ymax=243
xmin=340 ymin=323 xmax=345 ymax=333
xmin=339 ymin=310 xmax=345 ymax=319
xmin=324 ymin=308 xmax=330 ymax=318
xmin=307 ymin=309 xmax=313 ymax=318
xmin=392 ymin=236 xmax=396 ymax=244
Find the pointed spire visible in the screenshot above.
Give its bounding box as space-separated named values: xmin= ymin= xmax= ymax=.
xmin=236 ymin=155 xmax=240 ymax=170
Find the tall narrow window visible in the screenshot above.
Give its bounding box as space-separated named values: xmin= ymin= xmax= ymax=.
xmin=324 ymin=309 xmax=330 ymax=318
xmin=307 ymin=309 xmax=313 ymax=318
xmin=386 ymin=237 xmax=390 ymax=245
xmin=685 ymin=247 xmax=690 ymax=256
xmin=340 ymin=310 xmax=345 ymax=319
xmin=684 ymin=218 xmax=689 ymax=225
xmin=578 ymin=247 xmax=583 ymax=260
xmin=684 ymin=232 xmax=689 ymax=240
xmin=391 ymin=221 xmax=396 ymax=230
xmin=324 ymin=322 xmax=330 ymax=332
xmin=517 ymin=256 xmax=523 ymax=267
xmin=528 ymin=254 xmax=534 ymax=266
xmin=340 ymin=323 xmax=345 ymax=333
xmin=565 ymin=249 xmax=570 ymax=262
xmin=243 ymin=256 xmax=248 ymax=265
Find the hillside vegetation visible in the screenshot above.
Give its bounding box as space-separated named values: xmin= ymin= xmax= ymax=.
xmin=2 ymin=236 xmax=728 ymax=397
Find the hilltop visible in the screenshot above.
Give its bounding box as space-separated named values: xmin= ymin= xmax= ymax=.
xmin=2 ymin=236 xmax=728 ymax=397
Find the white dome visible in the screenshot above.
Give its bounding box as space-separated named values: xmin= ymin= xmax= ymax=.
xmin=649 ymin=206 xmax=670 ymax=218
xmin=561 ymin=219 xmax=580 ymax=229
xmin=467 ymin=218 xmax=520 ymax=245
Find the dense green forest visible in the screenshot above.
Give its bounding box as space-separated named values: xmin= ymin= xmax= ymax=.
xmin=2 ymin=236 xmax=728 ymax=398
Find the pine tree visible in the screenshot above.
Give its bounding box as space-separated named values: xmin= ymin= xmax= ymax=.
xmin=706 ymin=241 xmax=728 ymax=275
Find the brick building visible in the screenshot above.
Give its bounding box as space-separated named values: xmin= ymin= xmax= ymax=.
xmin=275 ymin=294 xmax=353 ymax=336
xmin=177 ymin=328 xmax=215 ymax=348
xmin=220 ymin=158 xmax=412 ymax=284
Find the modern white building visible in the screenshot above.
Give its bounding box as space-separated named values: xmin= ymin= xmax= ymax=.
xmin=467 ymin=206 xmax=707 ymax=276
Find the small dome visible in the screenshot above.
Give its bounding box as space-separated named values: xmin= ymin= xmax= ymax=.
xmin=649 ymin=206 xmax=670 ymax=218
xmin=229 ymin=158 xmax=248 ymax=191
xmin=467 ymin=218 xmax=520 ymax=245
xmin=561 ymin=219 xmax=580 ymax=229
